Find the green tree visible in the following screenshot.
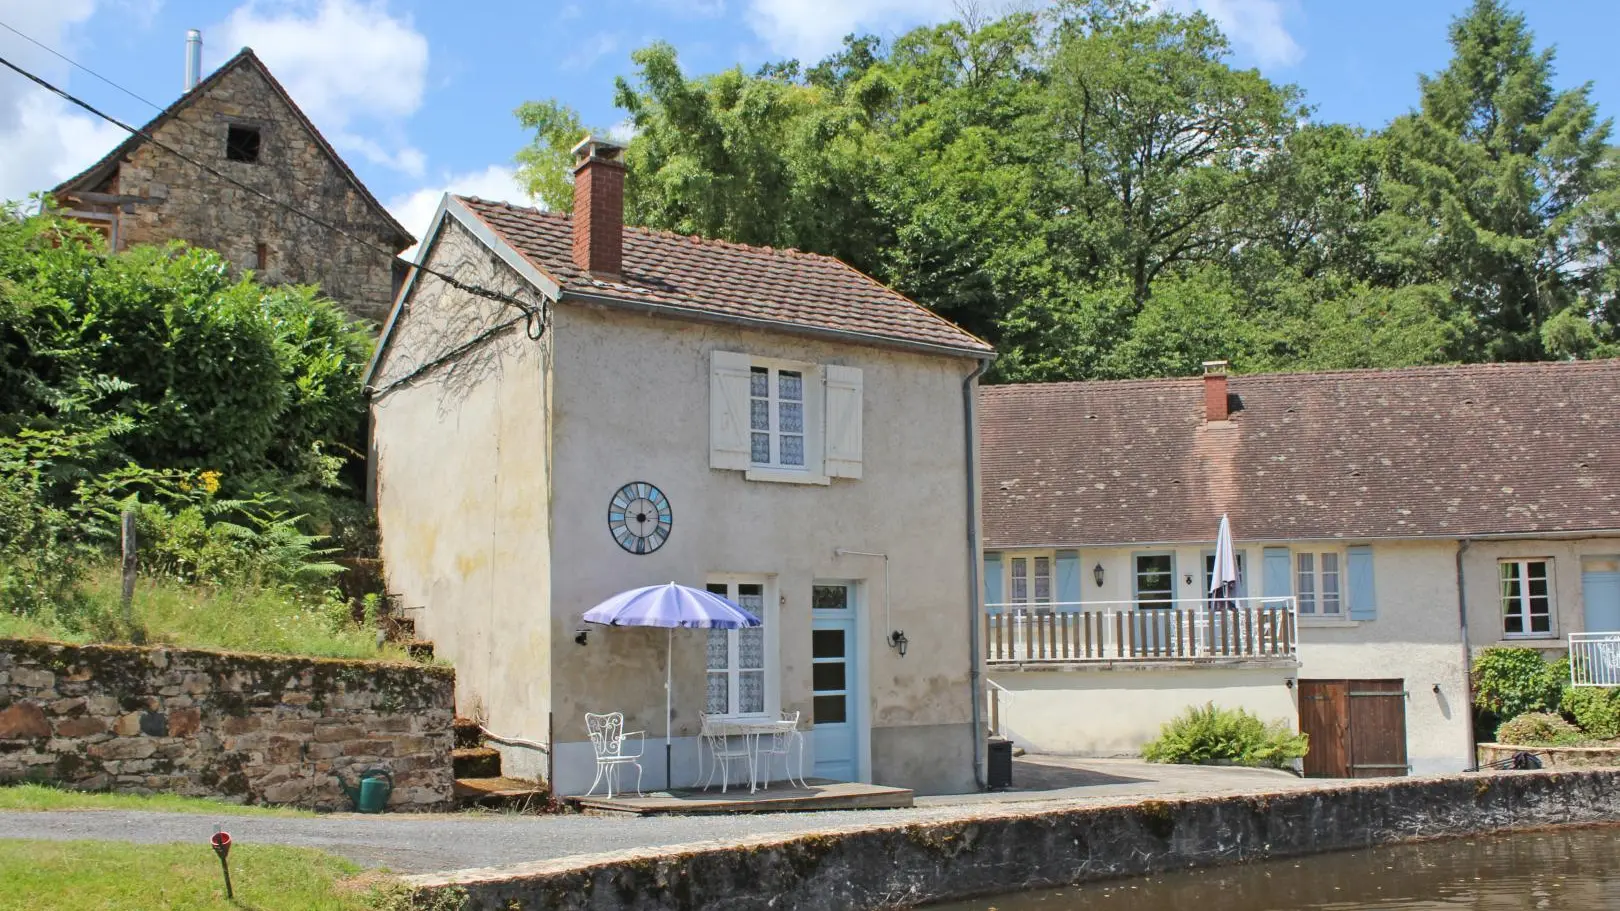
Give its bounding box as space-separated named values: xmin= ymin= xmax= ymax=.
xmin=1377 ymin=0 xmax=1620 ymax=360
xmin=513 ymin=99 xmax=588 ymax=212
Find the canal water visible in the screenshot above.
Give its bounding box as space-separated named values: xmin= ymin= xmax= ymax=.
xmin=930 ymin=826 xmax=1620 ymax=910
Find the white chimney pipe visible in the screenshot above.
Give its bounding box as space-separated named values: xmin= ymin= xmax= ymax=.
xmin=184 ymin=29 xmax=202 ymax=91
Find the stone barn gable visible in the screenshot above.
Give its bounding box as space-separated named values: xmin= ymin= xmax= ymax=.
xmin=51 ymin=48 xmax=415 ymax=324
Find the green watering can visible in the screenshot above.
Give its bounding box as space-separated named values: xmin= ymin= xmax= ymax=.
xmin=340 ymin=768 xmax=393 ymax=813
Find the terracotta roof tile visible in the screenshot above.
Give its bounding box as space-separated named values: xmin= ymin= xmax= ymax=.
xmin=980 ymin=361 xmax=1620 ymax=547
xmin=457 ymin=196 xmax=992 ymax=356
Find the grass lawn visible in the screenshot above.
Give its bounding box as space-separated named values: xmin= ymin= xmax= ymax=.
xmin=0 ymin=784 xmax=309 ymax=817
xmin=0 ymin=565 xmax=413 ymax=662
xmin=0 ymin=839 xmax=417 ymax=910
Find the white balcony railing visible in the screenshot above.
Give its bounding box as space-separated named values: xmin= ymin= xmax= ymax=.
xmin=1569 ymin=632 xmax=1620 ymax=687
xmin=984 ymin=597 xmax=1298 ymax=664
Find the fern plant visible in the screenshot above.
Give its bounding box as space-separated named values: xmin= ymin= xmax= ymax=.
xmin=1142 ymin=702 xmax=1308 ymax=768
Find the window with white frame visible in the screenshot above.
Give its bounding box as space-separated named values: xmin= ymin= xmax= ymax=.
xmin=1500 ymin=559 xmax=1554 ymax=637
xmin=710 ymin=351 xmax=864 ymax=481
xmin=706 ymin=580 xmax=769 ymax=716
xmin=1007 ymin=554 xmax=1053 ymax=613
xmin=750 ymin=366 xmax=805 ymax=469
xmin=1135 ymin=554 xmax=1174 ymax=608
xmin=1295 ymin=551 xmax=1342 ymax=614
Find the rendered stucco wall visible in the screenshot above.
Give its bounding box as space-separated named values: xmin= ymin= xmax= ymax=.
xmin=370 ymin=217 xmax=553 ymax=766
xmin=1461 ymin=537 xmax=1620 ymax=648
xmin=991 ymin=540 xmax=1474 ymax=774
xmin=988 ymin=664 xmax=1297 ymax=756
xmin=542 ymin=303 xmax=981 ymax=796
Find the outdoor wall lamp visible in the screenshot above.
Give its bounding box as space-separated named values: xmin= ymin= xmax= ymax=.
xmin=1184 ymin=573 xmax=1194 ymax=586
xmin=1285 ymin=678 xmax=1296 ymax=690
xmin=1433 ymin=683 xmax=1442 ymax=694
xmin=1093 ymin=563 xmax=1105 ymax=587
xmin=888 ymin=630 xmax=909 ymax=657
xmin=574 ymin=628 xmax=589 ymax=646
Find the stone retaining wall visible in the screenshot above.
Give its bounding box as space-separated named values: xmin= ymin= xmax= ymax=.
xmin=407 ymin=770 xmax=1620 ymax=910
xmin=0 ymin=639 xmax=454 ymax=810
xmin=1478 ymin=741 xmax=1620 ymax=769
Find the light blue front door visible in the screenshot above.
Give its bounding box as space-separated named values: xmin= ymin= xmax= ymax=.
xmin=1583 ymin=570 xmax=1620 ymax=632
xmin=811 ymin=584 xmax=860 ymax=782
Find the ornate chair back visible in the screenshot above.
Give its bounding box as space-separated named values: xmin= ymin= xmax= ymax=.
xmin=586 ymin=712 xmax=626 ymax=760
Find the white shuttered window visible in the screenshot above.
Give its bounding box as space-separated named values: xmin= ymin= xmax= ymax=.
xmin=709 ymin=350 xmax=863 ymax=482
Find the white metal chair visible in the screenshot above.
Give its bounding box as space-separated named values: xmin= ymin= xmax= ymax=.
xmin=584 ymin=711 xmax=644 ymax=798
xmin=699 ymin=712 xmax=753 ymax=793
xmin=756 ymin=710 xmax=807 ymax=789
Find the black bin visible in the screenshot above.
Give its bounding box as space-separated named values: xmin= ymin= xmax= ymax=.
xmin=987 ymin=738 xmax=1013 ymax=789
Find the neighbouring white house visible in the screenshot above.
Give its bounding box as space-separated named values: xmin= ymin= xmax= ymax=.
xmin=363 ymin=139 xmax=994 ymax=796
xmin=978 ymin=360 xmax=1620 ymax=777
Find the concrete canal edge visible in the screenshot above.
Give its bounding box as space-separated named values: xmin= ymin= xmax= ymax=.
xmin=402 ymin=769 xmax=1620 ymax=910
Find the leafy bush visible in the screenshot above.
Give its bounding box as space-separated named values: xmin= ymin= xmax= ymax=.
xmin=1560 ymin=686 xmax=1620 ymax=740
xmin=1142 ymin=702 xmax=1308 ymax=768
xmin=1471 ymin=647 xmax=1564 ymax=719
xmin=1496 ymin=711 xmax=1586 ymax=747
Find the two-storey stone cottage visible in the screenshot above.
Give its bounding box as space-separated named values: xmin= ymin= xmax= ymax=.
xmin=51 ymin=44 xmax=413 ymax=323
xmin=365 ymin=138 xmax=995 ymax=796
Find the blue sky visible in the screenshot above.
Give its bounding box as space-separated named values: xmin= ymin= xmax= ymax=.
xmin=3 ymin=0 xmax=1618 ymax=248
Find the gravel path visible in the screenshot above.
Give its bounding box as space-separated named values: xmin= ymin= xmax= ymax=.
xmin=0 ymin=759 xmax=1322 ymax=874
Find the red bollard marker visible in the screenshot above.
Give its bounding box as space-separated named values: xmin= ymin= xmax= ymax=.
xmin=211 ymin=828 xmax=233 ymax=899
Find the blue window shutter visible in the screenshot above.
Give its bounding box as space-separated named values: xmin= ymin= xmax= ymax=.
xmin=983 ymin=553 xmax=1003 ymax=613
xmin=1347 ymin=545 xmax=1376 ymax=621
xmin=1262 ymin=547 xmax=1292 ymax=609
xmin=1055 ymin=550 xmax=1081 ymax=606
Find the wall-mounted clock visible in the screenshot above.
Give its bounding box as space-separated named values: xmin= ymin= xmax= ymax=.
xmin=607 ymin=482 xmax=672 ymax=555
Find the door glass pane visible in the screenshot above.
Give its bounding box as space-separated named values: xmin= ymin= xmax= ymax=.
xmin=813 ymin=662 xmax=846 ymax=692
xmin=1010 ymin=558 xmax=1028 ymax=603
xmin=812 ymin=629 xmax=845 ymax=659
xmin=813 ymin=694 xmax=846 ymax=724
xmin=1033 ymin=557 xmax=1052 ymax=603
xmin=812 ymin=585 xmax=848 ymax=611
xmin=1296 ymin=553 xmax=1316 ymax=613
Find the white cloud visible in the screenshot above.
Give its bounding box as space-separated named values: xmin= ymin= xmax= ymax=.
xmin=217 ymin=0 xmax=429 ymax=174
xmin=744 ymin=0 xmax=956 ymax=63
xmin=1162 ymin=0 xmax=1302 ymax=67
xmin=387 ymin=164 xmax=531 ymax=258
xmin=0 ymin=0 xmax=129 ymax=203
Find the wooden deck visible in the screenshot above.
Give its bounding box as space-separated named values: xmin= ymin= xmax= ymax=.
xmin=568 ymin=779 xmax=914 ymax=816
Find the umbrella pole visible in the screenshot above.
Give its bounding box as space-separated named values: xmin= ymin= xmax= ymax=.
xmin=665 ymin=627 xmax=673 ymax=792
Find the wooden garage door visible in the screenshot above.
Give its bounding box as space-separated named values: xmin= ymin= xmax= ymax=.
xmin=1298 ymin=679 xmax=1407 ymax=778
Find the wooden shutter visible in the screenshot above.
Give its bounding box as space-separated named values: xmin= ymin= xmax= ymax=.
xmin=983 ymin=553 xmax=1003 ymax=613
xmin=1055 ymin=550 xmax=1081 ymax=606
xmin=710 ymin=350 xmax=753 ymax=470
xmin=1262 ymin=546 xmax=1292 ymax=609
xmin=1347 ymin=545 xmax=1377 ymax=621
xmin=824 ymin=364 xmax=863 ymax=478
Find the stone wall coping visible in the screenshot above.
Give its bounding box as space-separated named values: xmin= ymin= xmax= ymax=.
xmin=0 ymin=637 xmax=453 ymax=681
xmin=988 ymin=657 xmax=1300 ymax=673
xmin=403 ymin=769 xmax=1620 ymax=909
xmin=1478 ymin=741 xmax=1620 ymax=755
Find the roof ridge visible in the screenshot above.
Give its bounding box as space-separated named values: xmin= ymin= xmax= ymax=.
xmin=982 ymin=359 xmax=1620 ymax=395
xmin=53 ymin=47 xmax=413 ymax=249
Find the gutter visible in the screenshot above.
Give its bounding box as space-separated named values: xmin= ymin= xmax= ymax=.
xmin=962 ymin=357 xmax=992 ymax=790
xmin=559 ymin=288 xmax=994 ymax=363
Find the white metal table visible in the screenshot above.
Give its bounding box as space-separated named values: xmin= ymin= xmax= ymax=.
xmin=705 ymin=718 xmax=801 ymax=793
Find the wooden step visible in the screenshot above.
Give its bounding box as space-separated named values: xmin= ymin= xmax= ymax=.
xmin=406 ymin=639 xmax=435 ymax=661
xmin=452 ymin=716 xmax=483 ymax=750
xmin=388 ymin=616 xmax=416 ymax=639
xmin=453 ymin=746 xmax=502 ymax=779
xmin=453 ymin=776 xmax=554 ymax=812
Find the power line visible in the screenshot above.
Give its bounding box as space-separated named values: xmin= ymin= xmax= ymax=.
xmin=0 ymin=49 xmax=547 ymax=339
xmin=0 ymin=19 xmax=168 ymax=113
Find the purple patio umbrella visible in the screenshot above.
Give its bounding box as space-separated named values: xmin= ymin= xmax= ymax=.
xmin=583 ymin=582 xmax=762 ymax=790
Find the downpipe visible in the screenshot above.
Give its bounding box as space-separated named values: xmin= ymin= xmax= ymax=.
xmin=962 ymin=357 xmax=991 ymax=790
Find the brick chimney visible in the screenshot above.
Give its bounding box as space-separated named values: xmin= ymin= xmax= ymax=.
xmin=1203 ymin=360 xmax=1230 ymax=422
xmin=571 ymin=136 xmax=626 ymax=278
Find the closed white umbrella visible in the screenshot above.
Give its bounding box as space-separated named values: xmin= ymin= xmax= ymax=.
xmin=1210 ymin=514 xmax=1239 ymax=605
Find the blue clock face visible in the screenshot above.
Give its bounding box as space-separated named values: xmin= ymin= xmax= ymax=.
xmin=608 ymin=482 xmax=672 ymax=555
